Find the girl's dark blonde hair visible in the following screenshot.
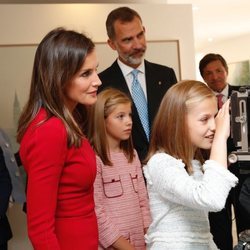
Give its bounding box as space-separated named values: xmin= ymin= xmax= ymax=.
xmin=17 ymin=27 xmax=95 ymax=147
xmin=88 ymin=88 xmax=134 ymax=166
xmin=146 ymin=80 xmax=216 ymax=174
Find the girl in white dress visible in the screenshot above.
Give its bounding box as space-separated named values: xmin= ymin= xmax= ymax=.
xmin=143 ymin=80 xmax=238 ymax=250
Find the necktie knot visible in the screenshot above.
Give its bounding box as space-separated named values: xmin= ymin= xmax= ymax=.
xmin=131 ymin=69 xmax=139 ymax=81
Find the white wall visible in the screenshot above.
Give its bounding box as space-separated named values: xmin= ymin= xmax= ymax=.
xmin=0 ymin=3 xmax=195 ymax=79
xmin=0 ymin=3 xmax=195 ymax=249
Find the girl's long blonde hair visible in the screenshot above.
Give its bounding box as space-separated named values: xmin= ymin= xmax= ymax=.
xmin=88 ymin=88 xmax=134 ymax=166
xmin=146 ymin=80 xmax=216 ymax=174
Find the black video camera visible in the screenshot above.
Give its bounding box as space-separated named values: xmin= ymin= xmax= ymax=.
xmin=228 ymin=86 xmax=250 ymax=166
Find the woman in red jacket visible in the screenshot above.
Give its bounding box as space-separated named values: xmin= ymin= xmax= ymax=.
xmin=17 ymin=27 xmax=101 ymax=250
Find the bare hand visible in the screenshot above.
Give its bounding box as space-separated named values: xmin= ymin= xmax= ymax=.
xmin=214 ymin=99 xmax=230 ymax=141
xmin=210 ymin=99 xmax=230 ymax=168
xmin=112 ymin=236 xmax=136 ymax=250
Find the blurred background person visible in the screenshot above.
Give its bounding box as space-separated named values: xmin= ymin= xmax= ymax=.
xmin=0 ymin=128 xmax=26 ymax=250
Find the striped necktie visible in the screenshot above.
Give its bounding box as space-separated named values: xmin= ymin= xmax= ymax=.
xmin=131 ymin=69 xmax=150 ymax=141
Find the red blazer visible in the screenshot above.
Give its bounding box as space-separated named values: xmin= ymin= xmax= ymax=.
xmin=20 ymin=108 xmax=98 ymax=250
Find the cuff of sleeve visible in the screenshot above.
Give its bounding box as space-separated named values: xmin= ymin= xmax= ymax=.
xmin=204 ymin=160 xmax=238 ymax=186
xmin=100 ymin=227 xmax=121 ymax=249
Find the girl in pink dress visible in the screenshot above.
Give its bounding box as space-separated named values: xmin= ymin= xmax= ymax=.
xmin=88 ymin=88 xmax=151 ymax=250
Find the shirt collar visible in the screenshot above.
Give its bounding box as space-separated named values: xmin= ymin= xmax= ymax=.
xmin=117 ymin=58 xmax=145 ymax=76
xmin=213 ymin=84 xmax=229 ymax=97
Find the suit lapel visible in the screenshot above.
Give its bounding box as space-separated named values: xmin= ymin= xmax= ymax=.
xmin=110 ymin=61 xmax=131 ymax=97
xmin=144 ymin=60 xmax=163 ymax=126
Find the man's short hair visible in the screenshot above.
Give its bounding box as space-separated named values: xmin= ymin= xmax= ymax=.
xmin=199 ymin=53 xmax=228 ymax=77
xmin=106 ymin=7 xmax=142 ymax=40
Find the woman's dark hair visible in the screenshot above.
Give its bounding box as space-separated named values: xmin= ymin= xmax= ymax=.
xmin=17 ymin=27 xmax=95 ymax=147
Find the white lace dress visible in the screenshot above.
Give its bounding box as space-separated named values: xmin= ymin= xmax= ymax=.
xmin=143 ymin=153 xmax=238 ymax=250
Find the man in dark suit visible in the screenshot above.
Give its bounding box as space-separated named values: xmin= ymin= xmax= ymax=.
xmin=0 ymin=128 xmax=26 ymax=250
xmin=199 ymin=53 xmax=249 ymax=250
xmin=98 ymin=7 xmax=177 ymax=161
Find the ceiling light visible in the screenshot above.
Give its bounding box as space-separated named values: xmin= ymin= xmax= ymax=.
xmin=192 ymin=5 xmax=199 ymax=11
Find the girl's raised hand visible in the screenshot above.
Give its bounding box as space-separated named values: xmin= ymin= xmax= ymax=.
xmin=214 ymin=99 xmax=230 ymax=141
xmin=210 ymin=99 xmax=230 ymax=168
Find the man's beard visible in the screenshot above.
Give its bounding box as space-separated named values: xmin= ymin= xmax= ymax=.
xmin=127 ymin=55 xmax=144 ymax=65
xmin=120 ymin=48 xmax=146 ymax=66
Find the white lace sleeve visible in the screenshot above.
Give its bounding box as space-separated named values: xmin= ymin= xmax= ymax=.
xmin=143 ymin=153 xmax=238 ymax=211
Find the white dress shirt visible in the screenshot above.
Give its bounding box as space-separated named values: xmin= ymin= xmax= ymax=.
xmin=117 ymin=59 xmax=148 ymax=101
